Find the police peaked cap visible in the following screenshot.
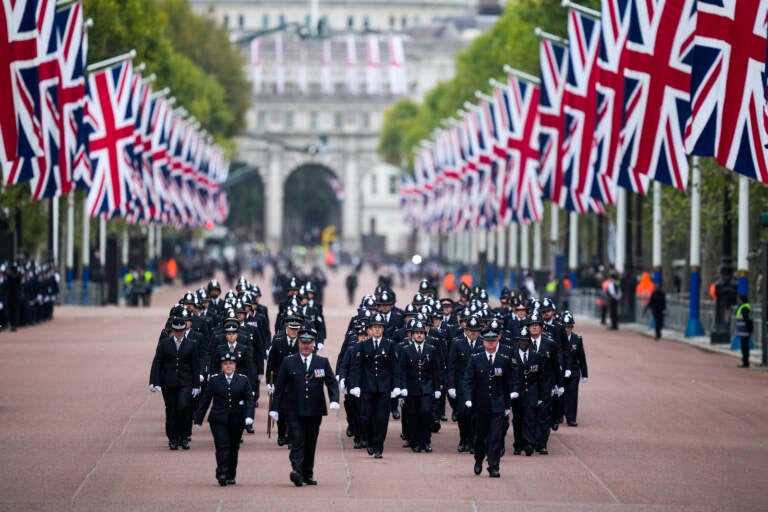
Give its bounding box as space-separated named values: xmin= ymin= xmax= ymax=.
xmin=369 ymin=312 xmax=387 ymax=326
xmin=223 ymin=319 xmax=239 ymax=332
xmin=298 ymin=328 xmax=317 ymax=343
xmin=220 ymin=352 xmax=238 ymax=362
xmin=481 ymin=327 xmax=501 ymax=340
xmin=410 ymin=319 xmax=427 ymax=333
xmin=170 ymin=316 xmax=186 ymax=330
xmin=540 ymin=298 xmax=555 ymax=312
xmin=440 ymin=297 xmax=454 ymax=306
xmin=285 ymin=315 xmax=303 ymax=329
xmin=466 ymin=316 xmax=483 ymax=331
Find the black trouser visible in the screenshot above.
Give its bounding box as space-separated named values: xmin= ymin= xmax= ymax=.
xmin=362 ymin=391 xmax=390 ymax=452
xmin=653 ymin=313 xmax=663 ymax=339
xmin=600 ymin=305 xmax=607 ymax=325
xmin=563 ymin=373 xmax=580 ymax=423
xmin=210 ymin=421 xmax=244 ymax=479
xmin=287 ymin=415 xmax=322 ymax=479
xmin=344 ymin=393 xmax=361 ymax=440
xmin=741 ymin=335 xmax=751 ymax=366
xmin=473 ymin=412 xmax=505 ymax=470
xmin=535 ymin=394 xmax=552 ymax=450
xmin=552 ymin=394 xmax=564 ymax=425
xmin=404 ymin=394 xmax=432 ymax=448
xmin=457 ymin=400 xmax=474 ymax=446
xmin=512 ymin=401 xmax=537 ymax=451
xmin=609 ymin=299 xmax=619 ymax=329
xmin=161 ymin=386 xmax=192 ymax=443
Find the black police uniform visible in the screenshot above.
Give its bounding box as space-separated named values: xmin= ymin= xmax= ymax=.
xmin=530 ymin=332 xmax=560 ymax=453
xmin=149 ymin=333 xmax=201 ymax=448
xmin=461 ymin=350 xmax=512 ymax=476
xmin=266 ymin=332 xmax=300 ymax=444
xmin=510 ymin=345 xmax=545 ymax=455
xmin=193 ymin=368 xmax=255 ymax=485
xmin=448 ymin=334 xmax=483 ymax=450
xmin=271 ymin=352 xmax=339 ymax=485
xmin=396 ymin=341 xmax=442 ymax=452
xmin=563 ymin=331 xmax=588 ymax=425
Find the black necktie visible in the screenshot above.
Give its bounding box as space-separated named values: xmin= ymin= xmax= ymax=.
xmin=304 ymin=357 xmax=309 ymax=372
xmin=417 ymin=345 xmax=422 ymax=356
xmin=374 ymin=340 xmax=379 ymax=351
xmin=523 ymin=351 xmax=528 ymax=365
xmin=488 ymin=354 xmax=493 ymax=368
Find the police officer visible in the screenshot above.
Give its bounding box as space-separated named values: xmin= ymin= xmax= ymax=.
xmin=528 ymin=312 xmax=560 ymax=455
xmin=266 ymin=313 xmax=303 ymax=446
xmin=193 ymin=352 xmax=255 ymax=486
xmin=269 ymin=328 xmax=339 ymax=487
xmin=509 ymin=327 xmax=544 ymax=456
xmin=396 ymin=318 xmax=442 ymax=453
xmin=337 ymin=316 xmax=368 ymax=448
xmin=447 ymin=315 xmax=484 ymax=451
xmin=561 ymin=312 xmax=588 ymax=426
xmin=461 ymin=326 xmax=513 ymax=477
xmin=149 ymin=315 xmax=201 ymax=450
xmin=349 ymin=312 xmax=397 ymax=458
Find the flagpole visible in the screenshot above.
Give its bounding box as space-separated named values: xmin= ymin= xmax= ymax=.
xmin=534 ymin=27 xmax=569 ymax=46
xmin=652 ymin=181 xmax=662 ymax=285
xmin=66 ymin=193 xmax=75 ymax=302
xmin=520 ymin=223 xmax=530 ymax=274
xmin=502 ymin=65 xmax=541 ymax=85
xmin=686 ymin=157 xmax=704 ymax=336
xmin=550 ymin=203 xmax=559 ymax=277
xmin=86 ymin=50 xmax=136 ymax=74
xmin=82 ymin=195 xmax=90 ymax=305
xmin=560 ymin=0 xmax=601 ymax=18
xmin=569 ymin=211 xmax=578 ymax=288
xmin=533 ymin=221 xmax=542 ymax=272
xmin=615 ymin=188 xmax=627 ymax=274
xmin=737 ymin=174 xmax=749 ymax=297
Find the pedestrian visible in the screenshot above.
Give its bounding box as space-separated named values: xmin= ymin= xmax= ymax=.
xmin=461 ymin=325 xmax=513 ymax=478
xmin=734 ymin=295 xmax=753 ymax=368
xmin=266 ymin=313 xmax=302 ymax=446
xmin=193 ymin=352 xmax=255 ymax=486
xmin=149 ymin=314 xmax=201 ymax=450
xmin=607 ymin=272 xmax=622 ymax=330
xmin=646 ymin=283 xmax=667 ymax=340
xmin=269 ymin=327 xmax=339 ymax=487
xmin=345 ymin=272 xmax=358 ymax=306
xmin=561 ymin=311 xmax=588 ymax=427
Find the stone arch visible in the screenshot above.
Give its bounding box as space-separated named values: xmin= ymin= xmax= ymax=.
xmin=225 ymin=161 xmax=266 ymax=242
xmin=282 ymin=162 xmax=343 ymax=247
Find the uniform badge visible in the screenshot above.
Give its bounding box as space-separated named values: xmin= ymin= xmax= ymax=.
xmin=493 ymin=368 xmax=503 ymax=376
xmin=530 ymin=364 xmax=538 ymax=372
xmin=314 ymin=368 xmax=325 ymax=378
xmin=238 ymin=400 xmax=245 ymax=405
xmin=572 ymin=344 xmax=577 ymax=350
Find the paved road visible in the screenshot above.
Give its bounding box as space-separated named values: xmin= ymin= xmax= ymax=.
xmin=1 ymin=266 xmax=767 ymax=512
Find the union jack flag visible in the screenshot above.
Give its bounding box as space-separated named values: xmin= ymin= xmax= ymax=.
xmin=492 ymin=87 xmax=515 ymax=226
xmin=476 ymin=100 xmax=497 ymax=229
xmin=84 ymin=60 xmax=137 ymax=217
xmin=685 ymin=0 xmax=768 ymax=182
xmin=537 ymin=39 xmax=569 ymax=206
xmin=561 ymin=9 xmax=603 ymax=214
xmin=505 ymin=74 xmax=543 ymax=224
xmin=1 ymin=0 xmax=47 ymax=176
xmin=617 ymin=0 xmax=695 ymax=193
xmin=589 ymin=0 xmax=631 ymax=205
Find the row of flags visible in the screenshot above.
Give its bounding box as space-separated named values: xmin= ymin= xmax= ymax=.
xmin=401 ymin=0 xmax=768 ymax=233
xmin=250 ymin=34 xmax=408 ymax=96
xmin=1 ymin=0 xmax=230 ymax=227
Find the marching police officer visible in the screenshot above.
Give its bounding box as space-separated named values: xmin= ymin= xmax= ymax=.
xmin=266 ymin=313 xmax=303 ymax=446
xmin=348 ymin=311 xmax=397 ymax=458
xmin=561 ymin=311 xmax=588 ymax=426
xmin=447 ymin=315 xmax=484 ymax=452
xmin=461 ymin=326 xmax=513 ymax=477
xmin=269 ymin=328 xmax=339 ymax=487
xmin=509 ymin=327 xmax=545 ymax=456
xmin=149 ymin=314 xmax=201 ymax=450
xmin=528 ymin=312 xmax=560 ymax=455
xmin=193 ymin=352 xmax=255 ymax=486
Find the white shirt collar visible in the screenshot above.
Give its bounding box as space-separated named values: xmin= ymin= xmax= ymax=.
xmin=302 ymin=354 xmax=313 ymax=366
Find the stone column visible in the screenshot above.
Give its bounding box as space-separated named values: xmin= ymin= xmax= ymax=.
xmin=266 ymin=149 xmax=284 ymax=250
xmin=343 ymin=148 xmax=360 ymax=252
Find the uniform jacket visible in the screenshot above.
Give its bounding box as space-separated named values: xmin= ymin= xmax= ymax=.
xmin=396 ymin=342 xmax=442 ymax=396
xmin=564 ymin=333 xmax=588 ymax=378
xmin=461 ymin=351 xmax=512 ymax=414
xmin=265 ymin=333 xmax=300 ymax=383
xmin=349 ymin=337 xmax=397 ymax=393
xmin=149 ymin=334 xmax=201 ymax=388
xmin=447 ymin=335 xmax=483 ymax=393
xmin=272 ymin=353 xmax=339 ymax=417
xmin=509 ymin=348 xmax=546 ymax=407
xmin=194 ymin=372 xmax=255 ymax=426
xmin=211 ymin=338 xmax=257 ymax=386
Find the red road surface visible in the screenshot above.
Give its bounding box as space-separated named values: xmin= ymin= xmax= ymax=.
xmin=0 ymin=265 xmax=766 ymax=512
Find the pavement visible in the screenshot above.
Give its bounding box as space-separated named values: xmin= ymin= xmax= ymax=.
xmin=0 ymin=266 xmax=767 ymax=512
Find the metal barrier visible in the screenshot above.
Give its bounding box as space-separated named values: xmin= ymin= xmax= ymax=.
xmin=60 ymin=280 xmax=109 ymax=306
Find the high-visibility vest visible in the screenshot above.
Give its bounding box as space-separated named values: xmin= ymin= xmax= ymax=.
xmin=734 ymin=302 xmax=752 ymax=337
xmin=545 ymin=279 xmax=558 ymax=293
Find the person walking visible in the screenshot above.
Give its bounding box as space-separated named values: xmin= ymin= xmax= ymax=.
xmin=734 ymin=295 xmax=753 ymax=368
xmin=193 ymin=353 xmax=255 ymax=486
xmin=646 ymin=284 xmax=667 ymax=340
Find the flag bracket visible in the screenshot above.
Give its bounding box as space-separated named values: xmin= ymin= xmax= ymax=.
xmin=561 ymin=0 xmax=601 ymax=19
xmin=87 ymin=50 xmax=136 ymax=73
xmin=534 ymin=27 xmax=569 ymax=46
xmin=502 ymin=65 xmax=542 ymax=86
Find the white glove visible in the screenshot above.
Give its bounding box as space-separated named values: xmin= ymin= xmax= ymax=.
xmin=191 ymin=387 xmax=200 ymax=398
xmin=350 ymin=387 xmax=361 ymax=398
xmin=551 ymin=387 xmax=557 ymax=397
xmin=390 ymin=388 xmax=401 ymax=398
xmin=193 ymin=423 xmax=202 ymax=430
xmin=581 ymin=377 xmax=588 ymax=383
xmin=504 ymin=409 xmax=510 ymax=417
xmin=0 ymin=302 xmax=4 ymax=311
xmin=317 ymin=343 xmax=324 ymax=351
xmin=329 ymin=401 xmax=340 ymax=410
xmin=509 ymin=392 xmax=519 ymax=399
xmin=398 ymin=398 xmax=405 ymax=407
xmin=400 ymin=389 xmax=408 ymax=397
xmin=448 ymin=388 xmax=457 ymax=399
xmin=339 ymin=378 xmax=346 ymax=393
xmin=556 ymin=386 xmax=564 ymax=397
xmin=464 ymin=400 xmax=472 ymax=408
xmin=537 ymin=400 xmax=542 ymax=405
xmin=266 ymin=384 xmax=275 ymax=395
xmin=434 ymin=390 xmax=441 ymax=399
xmin=199 ymin=374 xmax=204 ymax=383
xmin=336 ymin=375 xmax=341 ymax=381
xmin=244 ymin=417 xmax=253 ymax=426
xmin=269 ymin=411 xmax=279 ymax=421
xmin=564 ymin=370 xmax=572 ymax=378
xmin=257 ymin=374 xmax=264 ymax=382
xmin=149 ymin=385 xmax=160 ymax=392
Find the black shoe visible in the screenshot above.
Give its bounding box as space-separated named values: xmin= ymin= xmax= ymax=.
xmin=217 ymin=475 xmax=228 ymax=486
xmin=302 ymin=477 xmax=318 ymax=485
xmin=424 ymin=444 xmax=432 ymax=453
xmin=403 ymin=442 xmax=412 ymax=448
xmin=469 ymin=448 xmax=474 ymax=454
xmin=360 ymin=440 xmax=368 ymax=448
xmin=524 ymin=445 xmax=533 ymax=456
xmin=457 ymin=443 xmax=467 ymax=453
xmin=277 ymin=437 xmax=287 ymax=446
xmin=254 ymin=401 xmax=259 ymax=408
xmin=374 ymin=451 xmax=383 ymax=459
xmin=400 ymin=433 xmax=406 ymax=440
xmin=473 ymin=462 xmax=482 ymax=475
xmin=226 ymin=479 xmax=236 ymax=485
xmin=513 ymin=449 xmax=521 ymax=455
xmin=488 ymin=468 xmax=500 ymax=478
xmin=346 ymin=427 xmax=354 ymax=437
xmin=567 ymin=421 xmax=578 ymax=427
xmin=354 ymin=440 xmax=362 ymax=449
xmin=290 ymin=470 xmax=303 ymax=487
xmin=552 ymin=422 xmax=559 ymax=431
xmin=500 ymin=447 xmax=505 ymax=457
xmin=168 ymin=441 xmax=179 ymax=450
xmin=180 ymin=439 xmax=190 ymax=450
xmin=451 ymin=412 xmax=458 ymax=422
xmin=537 ymin=448 xmax=549 ymax=455
xmin=412 ymin=445 xmax=423 ymax=453
xmin=738 ymin=363 xmax=750 ymax=368
xmin=392 ymin=411 xmax=401 ymax=420
xmin=440 ymin=415 xmax=448 ymax=421
xmin=246 ymin=425 xmax=255 ymax=434
xmin=367 ymin=446 xmax=375 ymax=456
